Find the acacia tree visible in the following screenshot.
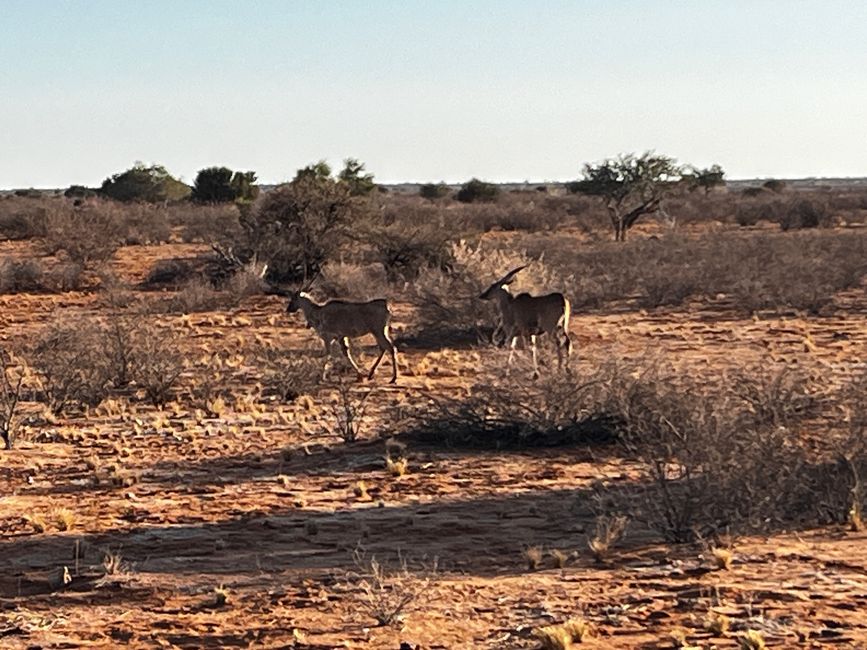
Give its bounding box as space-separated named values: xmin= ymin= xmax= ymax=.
xmin=569 ymin=152 xmax=683 ymax=241
xmin=192 ymin=167 xmax=259 ymax=203
xmin=338 ymin=158 xmax=376 ymax=196
xmin=685 ymin=164 xmax=726 ymax=195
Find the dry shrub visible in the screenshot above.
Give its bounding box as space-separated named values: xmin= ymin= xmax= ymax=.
xmin=603 ymin=360 xmax=823 ymax=542
xmin=128 ymin=324 xmax=184 ymax=407
xmin=327 ymin=379 xmax=375 ymax=443
xmin=0 ymin=350 xmax=25 ymax=449
xmin=402 ymin=360 xmax=615 ymax=448
xmin=779 ymin=198 xmax=831 ymax=231
xmin=368 ymin=204 xmax=456 ymax=280
xmin=0 ymin=196 xmax=50 ymax=239
xmin=0 ymin=258 xmax=45 ymax=293
xmin=142 ymin=258 xmax=195 ymax=288
xmin=349 ymin=547 xmax=436 ymax=627
xmin=162 ymin=278 xmax=232 ymax=313
xmin=29 ymin=321 xmax=114 ymax=414
xmin=316 ymin=261 xmax=389 ymax=300
xmin=407 ymin=241 xmax=565 ymax=347
xmin=42 ymin=201 xmax=125 ymax=267
xmin=118 ymin=203 xmax=172 ymax=244
xmin=167 ymin=202 xmax=242 ymax=243
xmin=531 ymin=229 xmax=867 ymax=313
xmin=253 ymin=344 xmax=321 ymax=401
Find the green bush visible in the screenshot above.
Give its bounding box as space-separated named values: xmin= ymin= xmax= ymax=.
xmin=456 ymin=178 xmax=499 ymax=203
xmin=99 ymin=163 xmax=191 ymax=203
xmin=419 ymin=183 xmax=450 ymax=200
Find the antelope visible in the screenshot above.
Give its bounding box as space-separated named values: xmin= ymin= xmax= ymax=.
xmin=286 ymin=291 xmax=398 ymax=383
xmin=479 ymin=265 xmax=572 ymax=375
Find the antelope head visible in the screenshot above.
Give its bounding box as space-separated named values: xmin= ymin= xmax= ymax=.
xmin=479 ymin=265 xmax=526 ymax=301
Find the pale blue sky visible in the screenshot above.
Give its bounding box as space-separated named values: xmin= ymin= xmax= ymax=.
xmin=2 ymin=0 xmax=866 ymax=188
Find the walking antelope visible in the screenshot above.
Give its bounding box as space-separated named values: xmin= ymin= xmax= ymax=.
xmin=479 ymin=265 xmax=572 ymax=375
xmin=286 ymin=291 xmax=398 ymax=383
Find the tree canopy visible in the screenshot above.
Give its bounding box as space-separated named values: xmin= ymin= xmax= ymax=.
xmin=568 ymin=152 xmax=683 ymax=241
xmin=99 ymin=163 xmax=190 ymax=203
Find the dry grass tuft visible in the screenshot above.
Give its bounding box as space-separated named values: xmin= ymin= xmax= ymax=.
xmin=51 ymin=508 xmax=76 ymax=531
xmin=711 ymin=546 xmax=734 ymax=570
xmin=385 ymin=455 xmax=409 ymax=478
xmin=550 ymin=548 xmax=569 ymax=568
xmin=524 ymin=545 xmax=544 ymax=571
xmin=536 ymin=618 xmax=592 ymax=649
xmin=353 ymin=480 xmax=370 ymax=500
xmin=213 ymin=585 xmax=230 ymax=607
xmin=26 ymin=513 xmax=47 ymax=534
xmin=705 ymin=612 xmax=731 ymax=635
xmin=738 ymin=630 xmax=767 ymax=650
xmin=588 ymin=514 xmax=628 ymax=563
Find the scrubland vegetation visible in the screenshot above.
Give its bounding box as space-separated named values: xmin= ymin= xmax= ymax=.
xmin=2 ymin=158 xmax=867 ymax=647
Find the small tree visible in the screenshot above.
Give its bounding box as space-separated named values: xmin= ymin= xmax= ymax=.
xmin=239 ymin=174 xmax=362 ymax=282
xmin=763 ymin=179 xmax=787 ymax=193
xmin=456 ymin=178 xmax=499 ymax=203
xmin=294 ymin=160 xmax=332 ymax=182
xmin=191 ymin=167 xmax=236 ymax=203
xmin=338 ymin=158 xmax=376 ymax=196
xmin=419 ymin=182 xmax=450 ymax=200
xmin=99 ymin=163 xmax=191 ymax=203
xmin=230 ymin=171 xmax=259 ymax=202
xmin=686 ymin=164 xmax=726 ymax=195
xmin=569 ymin=152 xmax=682 ymax=241
xmin=64 ymin=185 xmax=97 ymax=200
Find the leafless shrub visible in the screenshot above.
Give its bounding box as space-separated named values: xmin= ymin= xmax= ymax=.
xmin=42 ymin=202 xmax=125 ymax=267
xmin=407 ymin=242 xmax=559 ymax=347
xmin=168 ymin=202 xmax=242 ymax=244
xmin=402 ymin=361 xmax=614 ymax=448
xmin=602 ymin=360 xmax=819 ymax=542
xmin=349 ymin=547 xmax=437 ymax=627
xmin=316 ymin=261 xmax=390 ymax=300
xmin=119 ymin=203 xmax=172 ymax=244
xmin=327 ymin=379 xmax=375 ymax=443
xmin=0 ymin=350 xmax=25 ymax=449
xmin=142 ymin=258 xmax=195 ymax=288
xmin=128 ymin=324 xmax=184 ymax=407
xmin=368 ymin=205 xmax=455 ymax=280
xmin=28 ymin=321 xmax=114 ymax=414
xmin=728 ymin=364 xmax=821 ymax=429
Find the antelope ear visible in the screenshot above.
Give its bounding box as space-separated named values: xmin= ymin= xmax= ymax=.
xmin=497 ymin=265 xmax=527 ymax=286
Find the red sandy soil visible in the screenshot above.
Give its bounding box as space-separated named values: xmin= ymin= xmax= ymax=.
xmin=1 ymin=241 xmax=866 ymax=649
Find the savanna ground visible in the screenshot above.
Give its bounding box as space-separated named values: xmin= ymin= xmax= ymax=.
xmin=1 ymin=183 xmax=867 ymax=649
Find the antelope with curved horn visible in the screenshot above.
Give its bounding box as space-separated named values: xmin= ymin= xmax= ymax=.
xmin=479 ymin=265 xmax=572 ymax=375
xmin=285 ymin=286 xmax=398 ymax=384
